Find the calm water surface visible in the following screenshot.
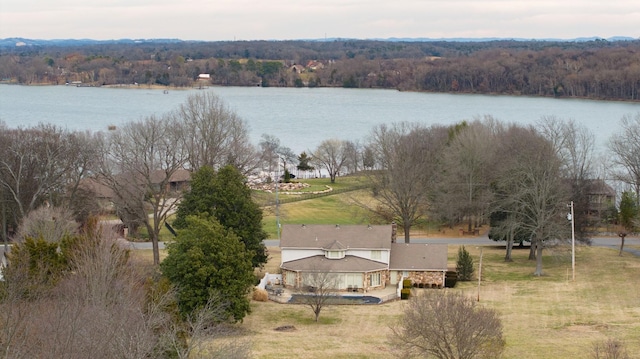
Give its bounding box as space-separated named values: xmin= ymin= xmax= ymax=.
xmin=1 ymin=84 xmax=639 ymax=154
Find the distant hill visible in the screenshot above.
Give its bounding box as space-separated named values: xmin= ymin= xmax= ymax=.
xmin=0 ymin=37 xmax=189 ymax=48
xmin=1 ymin=36 xmax=637 ymax=48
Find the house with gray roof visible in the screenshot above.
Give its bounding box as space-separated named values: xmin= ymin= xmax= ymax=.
xmin=280 ymin=223 xmax=448 ymax=293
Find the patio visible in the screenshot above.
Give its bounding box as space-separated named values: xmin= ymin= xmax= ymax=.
xmin=266 ymin=284 xmax=398 ymax=304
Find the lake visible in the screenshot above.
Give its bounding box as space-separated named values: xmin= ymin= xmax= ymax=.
xmin=1 ymin=84 xmax=639 ymax=154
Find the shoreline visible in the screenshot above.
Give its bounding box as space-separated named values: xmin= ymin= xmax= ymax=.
xmin=1 ymin=81 xmax=638 ymax=103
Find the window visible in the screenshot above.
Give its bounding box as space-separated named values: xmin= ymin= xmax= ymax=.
xmin=371 ymin=250 xmax=382 ymax=260
xmin=370 ymin=272 xmax=381 ymax=287
xmin=285 ymin=271 xmax=296 ymax=287
xmin=325 ymin=250 xmax=345 ymax=259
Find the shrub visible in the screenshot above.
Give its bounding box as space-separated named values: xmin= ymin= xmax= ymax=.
xmin=456 ymin=245 xmax=475 ymax=281
xmin=253 ymin=288 xmax=269 ymax=302
xmin=591 ymin=338 xmax=629 ymax=359
xmin=391 ymin=290 xmax=505 ymax=359
xmin=403 ymin=279 xmax=412 ymax=288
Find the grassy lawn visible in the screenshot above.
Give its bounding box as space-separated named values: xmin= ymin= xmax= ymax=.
xmin=128 ymin=175 xmax=640 ymax=357
xmin=240 ymin=244 xmax=640 ymax=359
xmin=260 ymin=176 xmax=377 ymax=238
xmin=131 ymin=238 xmax=640 ymax=358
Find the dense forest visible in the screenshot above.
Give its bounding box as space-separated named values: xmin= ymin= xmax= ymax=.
xmin=1 ymin=38 xmax=640 ymax=100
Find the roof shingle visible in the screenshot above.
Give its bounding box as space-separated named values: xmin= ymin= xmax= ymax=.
xmin=280 ymin=224 xmax=392 ymax=249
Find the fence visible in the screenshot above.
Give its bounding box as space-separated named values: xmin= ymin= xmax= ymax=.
xmin=265 ymin=184 xmax=370 ymax=206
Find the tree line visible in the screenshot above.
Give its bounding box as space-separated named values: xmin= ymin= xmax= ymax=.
xmin=1 ymin=91 xmax=639 ymax=276
xmin=308 ymin=113 xmax=640 ymax=275
xmin=1 ymin=91 xmax=639 ymax=357
xmin=1 ymin=39 xmax=639 ymax=100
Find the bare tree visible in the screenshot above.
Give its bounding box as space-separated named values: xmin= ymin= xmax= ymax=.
xmin=14 ymin=205 xmax=78 ymax=243
xmin=259 ymin=134 xmax=296 ymax=180
xmin=367 ymin=123 xmax=448 ymax=242
xmin=538 ymin=116 xmax=597 ymax=240
xmin=608 ymin=113 xmax=640 ymax=208
xmin=491 ymin=124 xmax=570 ymax=275
xmin=0 ymin=222 xmax=168 ymax=359
xmin=291 ymin=271 xmax=340 ymax=322
xmin=177 ymin=92 xmax=258 ymax=174
xmin=310 ymin=139 xmax=349 ymax=183
xmin=343 ymin=139 xmax=362 ymax=175
xmin=0 ymin=124 xmax=90 ymax=230
xmin=259 ymin=134 xmax=281 ymax=175
xmin=97 ymin=114 xmax=187 ymax=265
xmin=390 ymin=290 xmax=505 ymax=359
xmin=436 ymin=119 xmax=498 ymax=232
xmin=162 ymin=294 xmax=252 ymax=359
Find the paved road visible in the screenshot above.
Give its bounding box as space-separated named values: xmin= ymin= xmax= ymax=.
xmin=265 ymin=235 xmax=640 ymax=256
xmin=2 ymin=236 xmax=638 ymax=260
xmin=127 ymin=241 xmax=166 ymax=250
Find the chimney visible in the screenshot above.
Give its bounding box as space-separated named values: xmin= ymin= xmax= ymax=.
xmin=391 ymin=222 xmax=397 ymax=243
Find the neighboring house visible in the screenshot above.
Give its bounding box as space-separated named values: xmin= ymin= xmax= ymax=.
xmin=306 ymin=60 xmax=325 ymax=71
xmin=78 ymin=177 xmax=116 ymax=212
xmin=280 ymin=224 xmax=448 ymax=292
xmin=586 ymin=179 xmax=615 ymax=219
xmin=79 ymin=169 xmax=191 ymax=210
xmin=290 ymin=64 xmax=305 ymax=74
xmin=150 ymin=169 xmax=192 ymax=193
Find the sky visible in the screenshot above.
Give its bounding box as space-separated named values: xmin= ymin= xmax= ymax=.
xmin=1 ymin=0 xmax=639 ymax=41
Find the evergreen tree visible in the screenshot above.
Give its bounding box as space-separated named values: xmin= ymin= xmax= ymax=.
xmin=619 ymin=191 xmax=638 ymax=231
xmin=456 ymin=245 xmax=475 ymax=281
xmin=283 ymin=168 xmax=292 ymax=183
xmin=617 ymin=191 xmax=639 ymax=256
xmin=173 ymin=165 xmax=268 ymax=267
xmin=160 ymin=215 xmax=255 ymax=322
xmin=296 ymin=151 xmax=315 ymax=173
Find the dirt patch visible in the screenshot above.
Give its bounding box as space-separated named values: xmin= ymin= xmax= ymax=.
xmin=274 ymin=325 xmax=297 ymax=332
xmin=566 ymin=323 xmax=609 ymax=333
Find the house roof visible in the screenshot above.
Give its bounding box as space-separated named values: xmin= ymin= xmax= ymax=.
xmin=281 ymin=255 xmax=388 ymax=273
xmin=149 ymin=169 xmax=191 ymax=184
xmin=588 ymin=179 xmax=616 ymax=197
xmin=78 ymin=177 xmax=115 ymax=198
xmin=389 ymin=243 xmax=448 ymax=271
xmin=280 ymin=224 xmax=393 ymax=250
xmin=323 ymin=240 xmax=347 ymax=251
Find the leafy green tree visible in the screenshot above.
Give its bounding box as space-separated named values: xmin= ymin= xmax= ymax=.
xmin=456 ymin=245 xmax=475 ymax=281
xmin=173 ymin=165 xmax=268 ymax=268
xmin=617 ymin=191 xmax=638 ymax=256
xmin=160 ymin=215 xmax=255 ymax=322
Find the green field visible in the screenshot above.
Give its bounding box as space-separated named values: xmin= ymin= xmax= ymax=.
xmin=259 ymin=176 xmax=379 ymax=238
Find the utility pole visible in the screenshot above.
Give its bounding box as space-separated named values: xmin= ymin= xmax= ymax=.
xmin=275 ymin=160 xmax=280 ymax=240
xmin=477 ymin=246 xmax=483 ymax=302
xmin=569 ymin=201 xmax=575 ymax=281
